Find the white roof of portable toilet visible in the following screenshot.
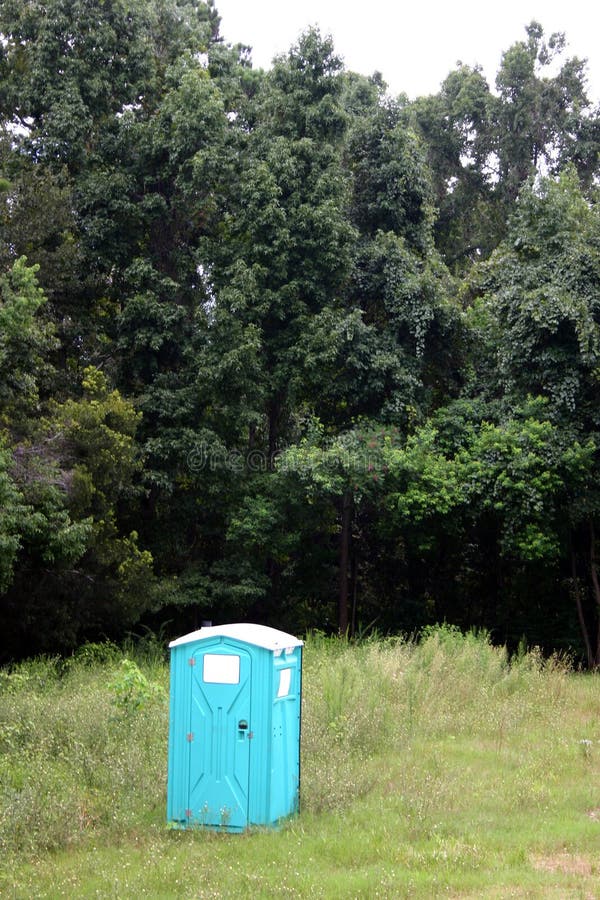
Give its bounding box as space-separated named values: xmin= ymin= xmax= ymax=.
xmin=168 ymin=623 xmax=303 ymax=651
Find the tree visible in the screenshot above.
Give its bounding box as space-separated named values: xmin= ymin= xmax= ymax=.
xmin=0 ymin=366 xmax=154 ymax=659
xmin=411 ymin=64 xmax=499 ymax=267
xmin=0 ymin=0 xmax=220 ymax=167
xmin=201 ymin=28 xmax=355 ymax=456
xmin=340 ymin=86 xmax=465 ymax=423
xmin=493 ymin=23 xmax=592 ymax=198
xmin=411 ymin=22 xmax=600 ymax=269
xmin=0 ymin=443 xmax=27 ymax=595
xmin=467 ymin=169 xmax=600 ymax=663
xmin=0 ymin=257 xmax=57 ymax=433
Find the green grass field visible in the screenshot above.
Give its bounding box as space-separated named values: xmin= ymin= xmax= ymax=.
xmin=1 ymin=627 xmax=600 ymax=898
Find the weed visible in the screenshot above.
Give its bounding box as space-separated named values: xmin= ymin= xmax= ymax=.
xmin=1 ymin=628 xmax=599 ymax=898
xmin=108 ymin=659 xmax=165 ymax=715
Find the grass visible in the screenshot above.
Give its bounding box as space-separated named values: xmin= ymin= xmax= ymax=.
xmin=1 ymin=626 xmax=600 ymax=897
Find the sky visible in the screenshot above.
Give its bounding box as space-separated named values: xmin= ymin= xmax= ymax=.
xmin=214 ymin=0 xmax=600 ymax=103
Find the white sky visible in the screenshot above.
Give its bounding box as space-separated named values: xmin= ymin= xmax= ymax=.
xmin=215 ymin=0 xmax=600 ymax=103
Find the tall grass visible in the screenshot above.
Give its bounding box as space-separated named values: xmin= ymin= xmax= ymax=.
xmin=1 ymin=626 xmax=599 ymax=897
xmin=0 ymin=642 xmax=169 ymax=857
xmin=300 ymin=626 xmax=570 ymax=814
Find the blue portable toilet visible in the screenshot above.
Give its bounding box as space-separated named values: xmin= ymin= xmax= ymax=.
xmin=167 ymin=623 xmax=303 ymax=831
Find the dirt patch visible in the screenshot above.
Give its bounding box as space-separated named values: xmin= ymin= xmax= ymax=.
xmin=530 ymin=852 xmax=594 ymax=876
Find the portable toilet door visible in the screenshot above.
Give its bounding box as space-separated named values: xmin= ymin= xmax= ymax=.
xmin=167 ymin=623 xmax=303 ymax=832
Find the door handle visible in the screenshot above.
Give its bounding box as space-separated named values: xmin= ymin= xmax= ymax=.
xmin=238 ymin=719 xmax=248 ymax=730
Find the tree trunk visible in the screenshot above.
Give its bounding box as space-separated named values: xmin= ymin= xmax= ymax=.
xmin=589 ymin=521 xmax=600 ymax=668
xmin=571 ymin=545 xmax=593 ymax=669
xmin=350 ymin=541 xmax=358 ymax=639
xmin=338 ymin=490 xmax=352 ymax=636
xmin=267 ymin=393 xmax=284 ymax=468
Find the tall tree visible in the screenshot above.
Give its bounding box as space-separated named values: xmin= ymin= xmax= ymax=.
xmin=412 ymin=22 xmax=600 ymax=269
xmin=0 ymin=0 xmax=220 ymax=167
xmin=201 ymin=28 xmax=355 ymax=456
xmin=467 ymin=168 xmax=600 ymax=664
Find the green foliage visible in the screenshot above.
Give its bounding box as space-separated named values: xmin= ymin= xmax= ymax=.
xmin=0 ymin=443 xmax=26 ymax=592
xmin=1 ymin=7 xmax=600 ymax=660
xmin=108 ymin=658 xmax=165 ymax=715
xmin=50 ymin=369 xmax=154 ymax=631
xmin=52 ymin=365 xmax=142 ymax=514
xmin=0 ymin=365 xmax=155 ymax=660
xmin=200 ymin=27 xmax=356 ymax=455
xmin=347 ymin=101 xmax=436 ymax=253
xmin=412 ymin=22 xmax=600 ymax=268
xmin=0 ymin=428 xmax=93 ymax=647
xmin=0 ymin=0 xmax=219 ymax=168
xmin=0 ymin=257 xmax=57 ymax=428
xmin=67 ymin=641 xmax=123 ymax=668
xmin=478 ymin=168 xmax=600 ymax=419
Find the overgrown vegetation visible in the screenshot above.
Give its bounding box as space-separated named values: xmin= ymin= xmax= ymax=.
xmin=2 ymin=629 xmax=600 ymax=896
xmin=2 ymin=2 xmax=600 ymax=662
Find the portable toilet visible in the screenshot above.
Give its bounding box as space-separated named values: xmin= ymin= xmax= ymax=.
xmin=167 ymin=623 xmax=303 ymax=831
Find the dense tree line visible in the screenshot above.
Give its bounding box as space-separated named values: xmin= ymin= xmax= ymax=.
xmin=1 ymin=1 xmax=600 ymax=663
